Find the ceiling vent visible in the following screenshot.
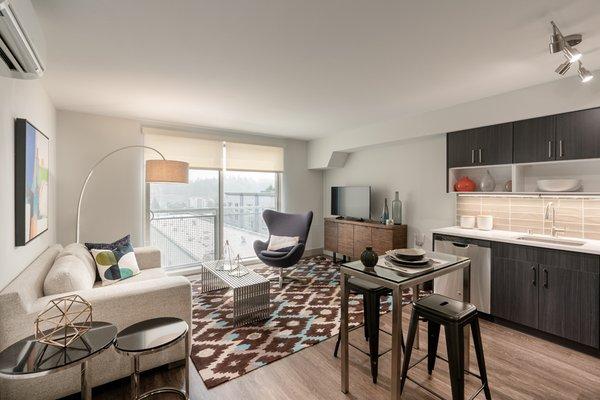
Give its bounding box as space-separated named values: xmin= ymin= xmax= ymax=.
xmin=0 ymin=0 xmax=45 ymax=79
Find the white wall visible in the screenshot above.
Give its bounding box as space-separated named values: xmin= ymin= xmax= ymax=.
xmin=309 ymin=70 xmax=600 ymax=169
xmin=0 ymin=77 xmax=56 ymax=290
xmin=56 ymin=111 xmax=144 ymax=246
xmin=56 ymin=111 xmax=323 ymax=250
xmin=323 ymin=134 xmax=454 ymax=251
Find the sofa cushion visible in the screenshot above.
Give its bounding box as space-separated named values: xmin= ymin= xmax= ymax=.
xmin=90 ymin=242 xmax=140 ymax=286
xmin=92 ymin=267 xmax=166 ymax=288
xmin=43 ymin=254 xmax=95 ymax=295
xmin=58 ymin=243 xmax=98 ymax=282
xmin=84 ymin=234 xmax=131 ymax=251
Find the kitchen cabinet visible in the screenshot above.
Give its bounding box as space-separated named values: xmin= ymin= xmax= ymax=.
xmin=491 ymin=257 xmax=538 ymax=329
xmin=447 ymin=123 xmax=513 ymax=168
xmin=491 ymin=242 xmax=600 ymax=348
xmin=555 ymin=107 xmax=600 ymax=160
xmin=513 ymin=115 xmax=556 ymax=163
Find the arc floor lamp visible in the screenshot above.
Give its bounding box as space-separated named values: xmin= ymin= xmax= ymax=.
xmin=75 ymin=145 xmax=189 ymax=243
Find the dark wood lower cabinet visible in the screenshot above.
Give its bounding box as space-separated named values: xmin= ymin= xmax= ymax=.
xmin=491 ymin=257 xmax=538 ymax=329
xmin=538 ymin=264 xmax=600 ymax=348
xmin=491 ymin=242 xmax=600 ymax=349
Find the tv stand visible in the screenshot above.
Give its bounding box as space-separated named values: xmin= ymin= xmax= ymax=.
xmin=324 ymin=217 xmax=407 ymax=262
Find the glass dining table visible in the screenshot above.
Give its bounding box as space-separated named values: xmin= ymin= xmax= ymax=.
xmin=339 ymin=251 xmax=471 ymax=400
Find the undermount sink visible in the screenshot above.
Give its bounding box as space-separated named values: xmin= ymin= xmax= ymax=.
xmin=516 ymin=235 xmax=585 ymax=247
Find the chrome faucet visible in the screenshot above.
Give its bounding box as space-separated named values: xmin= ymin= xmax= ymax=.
xmin=544 ymin=202 xmax=565 ymax=237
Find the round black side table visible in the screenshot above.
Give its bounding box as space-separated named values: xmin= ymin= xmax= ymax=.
xmin=114 ymin=317 xmax=189 ymax=400
xmin=0 ymin=321 xmax=117 ymax=400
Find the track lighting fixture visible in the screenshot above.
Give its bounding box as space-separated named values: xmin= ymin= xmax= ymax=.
xmin=549 ymin=21 xmax=593 ymax=83
xmin=555 ymin=58 xmax=571 ymax=76
xmin=578 ymin=61 xmax=593 ymax=83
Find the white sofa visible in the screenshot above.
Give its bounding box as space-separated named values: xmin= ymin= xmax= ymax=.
xmin=0 ymin=244 xmax=192 ymax=400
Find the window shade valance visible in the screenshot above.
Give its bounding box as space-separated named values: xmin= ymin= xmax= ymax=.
xmin=225 ymin=142 xmax=284 ymax=172
xmin=143 ymin=127 xmax=284 ymax=172
xmin=143 ymin=128 xmax=222 ymax=169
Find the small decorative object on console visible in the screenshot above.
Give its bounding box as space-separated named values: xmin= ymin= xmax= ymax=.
xmin=454 ymin=176 xmax=476 ymax=192
xmin=381 ymin=198 xmax=389 ymax=223
xmin=504 ymin=180 xmax=512 ymax=192
xmin=391 ymin=191 xmax=403 ymax=224
xmin=477 ymin=215 xmax=494 ymax=231
xmin=35 ymin=294 xmax=93 ymax=348
xmin=480 ymin=170 xmax=496 ymax=192
xmin=360 ymin=246 xmax=379 ymax=268
xmin=460 ymin=215 xmax=476 ymax=229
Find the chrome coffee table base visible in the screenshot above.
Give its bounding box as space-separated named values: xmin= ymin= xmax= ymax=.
xmin=201 ymin=260 xmax=271 ymax=326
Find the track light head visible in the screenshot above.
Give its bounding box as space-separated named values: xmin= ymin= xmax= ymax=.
xmin=555 ymin=59 xmax=571 ymax=76
xmin=563 ymin=44 xmax=582 ymax=63
xmin=578 ymin=61 xmax=593 ymax=83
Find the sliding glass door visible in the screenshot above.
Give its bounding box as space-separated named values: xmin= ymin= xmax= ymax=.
xmin=223 ymin=171 xmax=279 ymax=259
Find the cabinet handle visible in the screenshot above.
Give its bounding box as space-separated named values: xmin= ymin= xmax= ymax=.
xmin=531 ymin=266 xmax=536 ymax=286
xmin=559 ymin=140 xmax=564 ymax=158
xmin=548 ymin=141 xmax=552 ymax=158
xmin=478 ymin=148 xmax=482 ymax=163
xmin=543 ymin=268 xmax=548 ymax=288
xmin=471 ymin=149 xmax=475 ymax=164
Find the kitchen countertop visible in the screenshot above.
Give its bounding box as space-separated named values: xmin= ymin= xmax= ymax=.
xmin=432 ymin=226 xmax=600 ymax=255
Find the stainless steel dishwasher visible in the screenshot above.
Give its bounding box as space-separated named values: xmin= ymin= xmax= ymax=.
xmin=433 ymin=234 xmax=491 ymax=314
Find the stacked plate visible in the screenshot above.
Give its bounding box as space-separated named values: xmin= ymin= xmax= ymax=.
xmin=385 ymin=248 xmax=430 ymax=267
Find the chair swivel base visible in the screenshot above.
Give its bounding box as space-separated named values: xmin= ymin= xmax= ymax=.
xmin=269 ymin=267 xmax=308 ymax=287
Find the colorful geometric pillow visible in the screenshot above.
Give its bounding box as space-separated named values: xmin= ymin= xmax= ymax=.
xmin=90 ymin=242 xmax=140 ymax=286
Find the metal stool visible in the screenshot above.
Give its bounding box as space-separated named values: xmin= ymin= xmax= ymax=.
xmin=400 ymin=294 xmax=491 ymax=400
xmin=333 ymin=277 xmax=401 ymax=383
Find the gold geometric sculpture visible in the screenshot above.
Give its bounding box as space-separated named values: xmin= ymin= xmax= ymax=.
xmin=35 ymin=294 xmax=93 ymax=348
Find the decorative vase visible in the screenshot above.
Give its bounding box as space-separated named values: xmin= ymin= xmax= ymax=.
xmin=391 ymin=191 xmax=402 ymax=225
xmin=381 ymin=198 xmax=389 ymax=223
xmin=480 ymin=170 xmax=496 ymax=192
xmin=454 ymin=176 xmax=476 ymax=192
xmin=504 ymin=180 xmax=512 ymax=192
xmin=360 ymin=246 xmax=378 ymax=268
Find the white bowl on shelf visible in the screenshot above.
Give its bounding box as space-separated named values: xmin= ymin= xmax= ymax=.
xmin=536 ymin=179 xmax=581 ymax=192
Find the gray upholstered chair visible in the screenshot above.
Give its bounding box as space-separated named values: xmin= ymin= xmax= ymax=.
xmin=253 ymin=209 xmax=313 ymax=287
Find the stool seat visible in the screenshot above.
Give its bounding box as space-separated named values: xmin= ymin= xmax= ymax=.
xmin=348 ymin=277 xmax=388 ymax=292
xmin=414 ymin=294 xmax=476 ymax=322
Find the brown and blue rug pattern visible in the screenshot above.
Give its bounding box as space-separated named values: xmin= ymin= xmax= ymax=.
xmin=190 ymin=256 xmax=414 ymax=388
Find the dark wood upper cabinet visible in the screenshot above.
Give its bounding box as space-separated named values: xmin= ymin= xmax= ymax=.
xmin=556 ymin=108 xmax=600 ymax=160
xmin=447 ymin=123 xmax=513 ymax=168
xmin=447 ymin=130 xmax=474 ymax=168
xmin=513 ymin=116 xmax=556 ymax=163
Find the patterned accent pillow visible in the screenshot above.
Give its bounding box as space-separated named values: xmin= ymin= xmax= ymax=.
xmin=85 ymin=234 xmax=131 ymax=251
xmin=90 ymin=242 xmax=140 ymax=286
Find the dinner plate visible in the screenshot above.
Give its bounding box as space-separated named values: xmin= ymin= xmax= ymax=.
xmin=384 ymin=255 xmax=430 ymax=267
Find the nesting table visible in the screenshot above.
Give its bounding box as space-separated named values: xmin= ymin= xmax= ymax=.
xmin=114 ymin=317 xmax=189 ymax=400
xmin=201 ymin=259 xmax=271 ymax=326
xmin=0 ymin=321 xmax=117 ymax=400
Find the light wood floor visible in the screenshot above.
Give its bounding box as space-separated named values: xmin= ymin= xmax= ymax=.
xmin=77 ymin=308 xmax=600 ymax=400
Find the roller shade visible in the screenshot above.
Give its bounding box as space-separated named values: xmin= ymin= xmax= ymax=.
xmin=144 ymin=128 xmax=222 ymax=169
xmin=225 ymin=142 xmax=284 ymax=172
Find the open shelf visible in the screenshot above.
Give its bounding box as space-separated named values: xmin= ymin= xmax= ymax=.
xmin=450 ymin=158 xmax=600 ymax=195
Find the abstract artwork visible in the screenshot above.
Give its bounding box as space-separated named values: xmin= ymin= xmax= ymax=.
xmin=15 ymin=118 xmax=49 ymax=246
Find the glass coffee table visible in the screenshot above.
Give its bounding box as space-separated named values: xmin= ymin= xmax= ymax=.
xmin=0 ymin=321 xmax=117 ymax=400
xmin=114 ymin=317 xmax=189 ymax=400
xmin=201 ymin=259 xmax=271 ymax=326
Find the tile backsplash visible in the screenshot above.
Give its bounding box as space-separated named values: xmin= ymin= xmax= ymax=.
xmin=456 ymin=195 xmax=600 ymax=240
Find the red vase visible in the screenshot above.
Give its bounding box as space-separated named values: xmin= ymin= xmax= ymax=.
xmin=454 ymin=176 xmax=476 ymax=192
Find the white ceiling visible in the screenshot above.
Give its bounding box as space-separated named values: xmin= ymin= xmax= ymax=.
xmin=32 ymin=0 xmax=600 ymax=140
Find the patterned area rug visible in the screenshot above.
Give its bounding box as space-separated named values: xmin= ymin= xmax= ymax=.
xmin=190 ymin=256 xmax=414 ymax=388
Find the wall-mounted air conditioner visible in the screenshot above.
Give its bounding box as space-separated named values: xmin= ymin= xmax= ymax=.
xmin=0 ymin=0 xmax=45 ymax=79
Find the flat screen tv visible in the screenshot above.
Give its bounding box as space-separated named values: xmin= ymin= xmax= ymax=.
xmin=331 ymin=186 xmax=371 ymax=220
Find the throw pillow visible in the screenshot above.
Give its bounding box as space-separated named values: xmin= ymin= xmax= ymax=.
xmin=57 ymin=243 xmax=98 ymax=283
xmin=44 ymin=254 xmax=95 ymax=295
xmin=267 ymin=235 xmax=299 ymax=251
xmin=85 ymin=234 xmax=131 ymax=251
xmin=90 ymin=242 xmax=140 ymax=285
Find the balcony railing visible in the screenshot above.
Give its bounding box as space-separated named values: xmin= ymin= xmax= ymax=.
xmin=149 ymin=202 xmax=275 ymax=269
